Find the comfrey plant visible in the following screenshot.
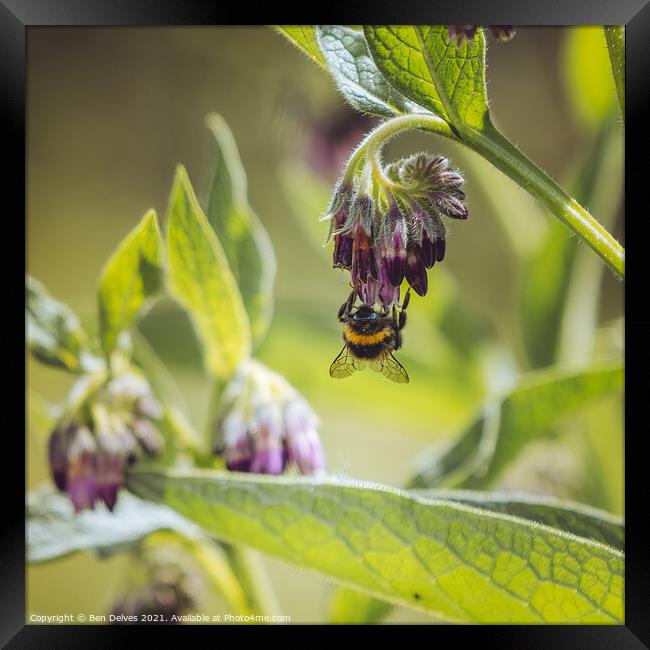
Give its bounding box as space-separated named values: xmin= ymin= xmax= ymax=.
xmin=285 ymin=25 xmax=624 ymax=282
xmin=28 ymin=113 xmax=326 ymax=517
xmin=27 ymin=26 xmax=625 ymax=625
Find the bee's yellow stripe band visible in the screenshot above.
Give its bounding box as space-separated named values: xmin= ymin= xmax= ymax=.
xmin=343 ymin=325 xmax=392 ymax=346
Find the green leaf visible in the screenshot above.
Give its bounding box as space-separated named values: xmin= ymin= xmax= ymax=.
xmin=202 ymin=113 xmax=276 ymax=347
xmin=97 ymin=209 xmax=164 ymax=355
xmin=563 ymin=27 xmax=618 ymax=130
xmin=604 ymin=26 xmax=625 ymax=120
xmin=410 ymin=363 xmax=624 ymax=489
xmin=410 ymin=490 xmax=624 ymax=552
xmin=26 ymin=275 xmax=99 ymax=373
xmin=27 ymin=486 xmax=202 ymax=563
xmin=166 ymin=165 xmax=251 ymax=379
xmin=363 ymin=26 xmax=447 ymax=120
xmin=329 ymin=488 xmax=624 ymax=623
xmin=128 ymin=468 xmax=623 ymax=623
xmin=415 ymin=25 xmax=490 ymax=131
xmin=316 ymin=25 xmax=427 ymax=118
xmin=364 ymin=26 xmax=490 ymax=131
xmin=274 ymin=26 xmax=327 ymax=68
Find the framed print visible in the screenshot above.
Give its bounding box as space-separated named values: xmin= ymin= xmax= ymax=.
xmin=6 ymin=1 xmax=648 ymax=646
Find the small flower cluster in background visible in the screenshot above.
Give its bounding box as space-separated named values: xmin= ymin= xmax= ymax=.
xmin=110 ymin=545 xmax=203 ymax=624
xmin=48 ymin=372 xmax=164 ymax=512
xmin=448 ymin=25 xmax=516 ymax=48
xmin=215 ymin=359 xmax=326 ymax=476
xmin=326 ymin=152 xmax=467 ymax=306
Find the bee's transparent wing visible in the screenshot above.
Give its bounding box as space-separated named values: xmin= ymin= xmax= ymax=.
xmin=329 ymin=344 xmax=360 ymax=379
xmin=375 ymin=349 xmax=409 ymax=384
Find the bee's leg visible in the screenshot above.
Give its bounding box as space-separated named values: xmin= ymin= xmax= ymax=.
xmin=401 ymin=287 xmax=411 ymax=313
xmin=338 ymin=290 xmax=356 ymax=321
xmin=398 ymin=288 xmax=411 ymax=330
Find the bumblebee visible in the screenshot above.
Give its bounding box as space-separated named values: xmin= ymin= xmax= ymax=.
xmin=329 ymin=288 xmax=411 ymax=384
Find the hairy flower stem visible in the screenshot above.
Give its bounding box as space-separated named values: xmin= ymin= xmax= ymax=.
xmin=358 ymin=113 xmax=625 ymax=278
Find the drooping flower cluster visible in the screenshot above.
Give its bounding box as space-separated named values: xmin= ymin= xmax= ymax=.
xmin=48 ymin=372 xmax=164 ymax=512
xmin=448 ymin=25 xmax=516 ymax=48
xmin=215 ymin=359 xmax=326 ymax=475
xmin=110 ymin=545 xmax=203 ymax=624
xmin=326 ymin=152 xmax=467 ymax=306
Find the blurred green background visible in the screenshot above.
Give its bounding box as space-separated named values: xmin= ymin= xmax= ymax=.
xmin=27 ymin=26 xmax=623 ymax=623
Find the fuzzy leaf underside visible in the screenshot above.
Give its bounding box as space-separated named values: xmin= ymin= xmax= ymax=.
xmin=317 ymin=25 xmax=427 ymax=118
xmin=26 ymin=275 xmax=96 ymax=373
xmin=27 ymin=487 xmax=201 ymax=563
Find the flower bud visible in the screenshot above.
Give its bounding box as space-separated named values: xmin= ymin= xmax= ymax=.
xmin=216 ymin=360 xmax=326 ymax=476
xmin=47 ymin=371 xmax=164 ymax=513
xmin=130 ymin=419 xmax=164 ymax=458
xmin=249 ymin=402 xmax=286 ymax=475
xmin=95 ymin=428 xmax=128 ymax=511
xmin=447 ymin=25 xmax=478 ymax=47
xmin=48 ymin=424 xmax=74 ymax=492
xmin=405 ymin=247 xmax=428 ymax=297
xmin=66 ymin=426 xmax=98 ymax=512
xmin=489 ymin=26 xmax=516 ymax=42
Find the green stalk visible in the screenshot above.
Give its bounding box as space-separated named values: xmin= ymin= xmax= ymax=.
xmin=225 ymin=544 xmax=282 ymax=618
xmin=361 ymin=114 xmax=625 ymax=278
xmin=468 ymin=123 xmax=624 ymax=278
xmin=604 ymin=26 xmax=625 ymax=120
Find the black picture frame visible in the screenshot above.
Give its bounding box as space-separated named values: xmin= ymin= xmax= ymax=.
xmin=8 ymin=1 xmax=648 ymax=646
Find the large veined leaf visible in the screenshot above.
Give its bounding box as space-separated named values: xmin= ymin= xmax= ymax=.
xmin=27 ymin=487 xmax=202 ymax=563
xmin=317 ymin=25 xmax=427 ymax=118
xmin=127 ymin=468 xmax=624 ymax=623
xmin=364 ymin=25 xmax=491 ymax=132
xmin=329 ymin=488 xmax=624 ymax=623
xmin=97 ymin=209 xmax=164 ymax=355
xmin=409 ymin=490 xmax=624 ymax=552
xmin=26 ymin=275 xmax=100 ymax=373
xmin=362 ymin=26 xmax=447 ymax=121
xmin=274 ymin=26 xmax=327 ymax=68
xmin=166 ymin=165 xmax=251 ymax=379
xmin=202 ymin=113 xmax=276 ymax=347
xmin=410 ymin=363 xmax=623 ymax=489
